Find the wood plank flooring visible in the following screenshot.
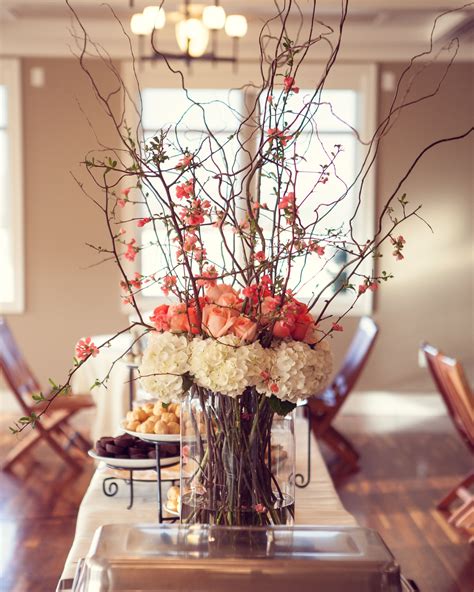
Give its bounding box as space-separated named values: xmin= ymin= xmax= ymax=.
xmin=0 ymin=407 xmax=472 ymax=591
xmin=332 ymin=414 xmax=474 ymax=592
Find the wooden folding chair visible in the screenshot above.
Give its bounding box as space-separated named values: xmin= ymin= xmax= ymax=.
xmin=307 ymin=316 xmax=379 ymax=478
xmin=422 ymin=343 xmax=474 ymax=519
xmin=0 ymin=317 xmax=95 ymax=471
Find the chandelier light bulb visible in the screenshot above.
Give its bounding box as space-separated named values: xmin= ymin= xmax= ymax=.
xmin=202 ymin=6 xmax=226 ymax=30
xmin=176 ymin=18 xmax=210 ymax=57
xmin=224 ymin=14 xmax=248 ymax=38
xmin=143 ymin=6 xmax=166 ymax=30
xmin=130 ymin=13 xmax=154 ymax=36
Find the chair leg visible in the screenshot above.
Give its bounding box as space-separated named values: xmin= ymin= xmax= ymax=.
xmin=327 ymin=425 xmax=360 ymax=461
xmin=437 ymin=472 xmax=474 ymax=511
xmin=2 ymin=429 xmax=42 ymax=471
xmin=53 ymin=419 xmax=91 ymax=455
xmin=320 ymin=425 xmax=360 ymax=471
xmin=3 ymin=419 xmax=82 ymax=472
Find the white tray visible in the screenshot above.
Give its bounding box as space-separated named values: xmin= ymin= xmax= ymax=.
xmin=88 ymin=449 xmax=179 ymax=469
xmin=121 ymin=427 xmax=181 ymax=443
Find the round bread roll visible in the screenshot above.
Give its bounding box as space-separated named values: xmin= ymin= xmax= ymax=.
xmin=142 ymin=419 xmax=156 ymax=434
xmin=143 ymin=402 xmax=155 ymax=414
xmin=126 ymin=411 xmax=135 ymax=422
xmin=126 ymin=420 xmax=140 ymax=431
xmin=174 ymin=404 xmax=181 ymax=418
xmin=153 ymin=402 xmax=164 ymax=416
xmin=167 ymin=403 xmax=176 ymax=414
xmin=167 ymin=485 xmax=179 ymax=501
xmin=167 ymin=421 xmax=180 ymax=435
xmin=132 ymin=408 xmax=147 ymax=422
xmin=136 ymin=423 xmax=147 ymax=433
xmin=161 ymin=412 xmax=175 ymax=425
xmin=154 ymin=420 xmax=169 ymax=435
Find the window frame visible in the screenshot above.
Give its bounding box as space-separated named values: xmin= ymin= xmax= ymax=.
xmin=0 ymin=59 xmax=24 ymax=314
xmin=121 ymin=62 xmax=377 ymax=317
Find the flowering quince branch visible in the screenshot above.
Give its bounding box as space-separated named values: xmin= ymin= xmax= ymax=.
xmin=12 ymin=1 xmax=473 ymax=439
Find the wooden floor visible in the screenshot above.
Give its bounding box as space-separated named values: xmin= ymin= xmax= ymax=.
xmin=333 ymin=413 xmax=474 ymax=592
xmin=0 ymin=407 xmax=473 ymax=591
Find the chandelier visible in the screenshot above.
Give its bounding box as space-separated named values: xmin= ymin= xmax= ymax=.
xmin=129 ymin=1 xmax=248 ymax=67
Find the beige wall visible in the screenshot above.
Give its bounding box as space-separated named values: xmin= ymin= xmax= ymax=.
xmin=4 ymin=59 xmax=473 ymax=393
xmin=331 ymin=62 xmax=474 ymax=391
xmin=5 ymin=58 xmax=124 ymax=390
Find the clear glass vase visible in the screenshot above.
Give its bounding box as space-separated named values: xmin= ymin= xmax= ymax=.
xmin=180 ymin=385 xmax=295 ymax=526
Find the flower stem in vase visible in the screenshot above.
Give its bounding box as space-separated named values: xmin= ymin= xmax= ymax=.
xmin=181 ymin=385 xmax=295 ymax=526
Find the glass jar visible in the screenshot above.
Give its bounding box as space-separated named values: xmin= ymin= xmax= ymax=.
xmin=180 ymin=385 xmax=295 ymax=526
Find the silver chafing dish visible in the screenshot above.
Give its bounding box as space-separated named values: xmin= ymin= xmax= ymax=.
xmin=66 ymin=524 xmax=418 ymax=591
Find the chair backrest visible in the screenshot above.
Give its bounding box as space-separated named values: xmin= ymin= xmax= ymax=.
xmin=331 ymin=316 xmax=379 ymax=400
xmin=422 ymin=343 xmax=474 ymax=450
xmin=0 ymin=317 xmax=40 ymax=411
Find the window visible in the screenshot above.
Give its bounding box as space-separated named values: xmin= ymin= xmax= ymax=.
xmin=140 ymin=88 xmax=243 ymax=297
xmin=259 ymin=89 xmax=364 ymax=304
xmin=135 ymin=64 xmax=376 ymax=315
xmin=0 ymin=59 xmax=24 ymax=313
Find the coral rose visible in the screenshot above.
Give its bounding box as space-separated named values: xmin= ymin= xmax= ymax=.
xmin=206 ymin=283 xmax=239 ymax=304
xmin=291 ymin=312 xmax=314 ymax=341
xmin=231 ymin=316 xmax=258 ymax=343
xmin=202 ymin=304 xmax=237 ymax=338
xmin=273 ymin=317 xmax=296 ymax=339
xmin=168 ymin=303 xmax=189 ymax=333
xmin=216 ymin=291 xmax=242 ymax=311
xmin=150 ymin=305 xmax=170 ymax=331
xmin=260 ymin=296 xmax=280 ymax=324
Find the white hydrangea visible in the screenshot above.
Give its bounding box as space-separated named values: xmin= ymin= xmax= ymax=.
xmin=189 ymin=335 xmax=270 ymax=397
xmin=257 ymin=339 xmax=333 ymax=402
xmin=139 ymin=331 xmax=191 ymax=403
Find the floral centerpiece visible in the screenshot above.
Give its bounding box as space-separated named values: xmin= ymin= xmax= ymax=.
xmin=11 ymin=1 xmax=471 ymax=526
xmin=139 ymin=285 xmax=332 ymax=524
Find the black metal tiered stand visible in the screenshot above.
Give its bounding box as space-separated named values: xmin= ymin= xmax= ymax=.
xmin=99 ymin=360 xmax=312 ymax=519
xmin=99 ymin=441 xmax=180 ymax=521
xmin=99 ymin=362 xmax=180 ymax=521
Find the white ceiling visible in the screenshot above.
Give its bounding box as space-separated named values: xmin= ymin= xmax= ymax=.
xmin=0 ymin=0 xmax=473 ymax=60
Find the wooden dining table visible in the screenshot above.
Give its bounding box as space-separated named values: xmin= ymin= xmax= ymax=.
xmin=57 ymin=429 xmax=357 ymax=590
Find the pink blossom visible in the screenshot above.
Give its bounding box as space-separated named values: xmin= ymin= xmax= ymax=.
xmin=358 ymin=284 xmax=367 ymax=295
xmin=118 ymin=227 xmax=126 ymax=236
xmin=332 ymin=322 xmax=344 ymax=332
xmin=267 ymin=127 xmax=293 ymax=147
xmin=254 ymin=250 xmax=266 ymax=262
xmin=75 ymin=337 xmax=99 ymax=361
xmin=182 ymin=444 xmax=190 ymax=465
xmin=283 ymin=75 xmax=299 ymax=94
xmin=137 ymin=217 xmax=151 ymax=227
xmin=193 ymin=247 xmax=206 ymax=262
xmin=196 ymin=266 xmax=218 ymax=288
xmin=161 ymin=275 xmax=178 ymax=296
xmin=117 ymin=199 xmax=126 ymax=208
xmin=310 ymin=241 xmax=325 ymax=256
xmin=130 ymin=272 xmax=142 ymax=289
xmin=125 ymin=238 xmax=139 ymax=262
xmin=254 ymin=503 xmax=267 ymax=513
xmin=121 ymin=187 xmax=131 ymax=197
xmin=176 ymin=180 xmax=194 ymax=200
xmin=270 ymin=383 xmax=279 ymax=394
xmin=176 ymin=154 xmax=193 ymax=170
xmin=267 ymin=95 xmax=273 ymax=104
xmin=369 ymin=282 xmax=378 ymax=292
xmin=278 ymin=192 xmax=295 ymax=211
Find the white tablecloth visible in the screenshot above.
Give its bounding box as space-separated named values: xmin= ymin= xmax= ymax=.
xmin=59 ymin=431 xmax=356 ymax=585
xmin=71 ymin=333 xmax=133 ymax=442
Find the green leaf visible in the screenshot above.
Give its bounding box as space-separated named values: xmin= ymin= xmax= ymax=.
xmin=268 ymin=395 xmax=296 ymax=417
